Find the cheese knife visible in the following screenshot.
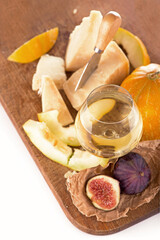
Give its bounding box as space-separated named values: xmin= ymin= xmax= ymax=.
xmin=75 ymin=11 xmax=122 ymax=91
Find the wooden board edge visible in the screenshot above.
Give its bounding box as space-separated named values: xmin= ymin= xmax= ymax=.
xmin=0 ymin=94 xmax=159 ymax=235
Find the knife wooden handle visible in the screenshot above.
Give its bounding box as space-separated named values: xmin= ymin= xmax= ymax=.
xmin=95 ymin=11 xmax=122 ymax=52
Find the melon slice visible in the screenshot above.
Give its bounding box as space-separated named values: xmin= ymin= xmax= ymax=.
xmin=63 ymin=41 xmax=129 ymax=110
xmin=23 ymin=120 xmax=108 ymax=170
xmin=87 ymin=98 xmax=116 ymax=122
xmin=114 ymin=28 xmax=150 ymax=68
xmin=8 ymin=28 xmax=58 ymax=63
xmin=32 ymin=54 xmax=66 ymax=91
xmin=23 ymin=120 xmax=72 ymax=167
xmin=68 ymin=149 xmax=109 ymax=171
xmin=65 ymin=10 xmax=102 ymax=71
xmin=41 ymin=76 xmax=73 ymax=126
xmin=38 ymin=110 xmax=80 ymax=146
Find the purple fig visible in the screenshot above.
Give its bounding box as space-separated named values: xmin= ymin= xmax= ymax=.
xmin=113 ymin=152 xmax=151 ymax=195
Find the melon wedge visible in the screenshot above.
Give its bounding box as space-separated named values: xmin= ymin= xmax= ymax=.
xmin=68 ymin=149 xmax=109 ymax=171
xmin=23 ymin=120 xmax=72 ymax=166
xmin=32 ymin=54 xmax=66 ymax=91
xmin=63 ymin=41 xmax=129 ymax=110
xmin=8 ymin=27 xmax=58 ymax=63
xmin=114 ymin=28 xmax=150 ymax=68
xmin=23 ymin=120 xmax=108 ymax=170
xmin=65 ymin=10 xmax=102 ymax=71
xmin=38 ymin=110 xmax=80 ymax=146
xmin=41 ymin=76 xmax=73 ymax=126
xmin=88 ymin=98 xmax=116 ymax=122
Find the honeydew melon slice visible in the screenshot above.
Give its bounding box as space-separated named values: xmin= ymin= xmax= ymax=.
xmin=38 ymin=110 xmax=80 ymax=146
xmin=68 ymin=149 xmax=109 ymax=171
xmin=23 ymin=120 xmax=108 ymax=170
xmin=23 ymin=120 xmax=72 ymax=167
xmin=87 ymin=98 xmax=116 ymax=122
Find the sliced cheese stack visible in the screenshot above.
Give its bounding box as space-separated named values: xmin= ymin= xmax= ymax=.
xmin=65 ymin=10 xmax=103 ymax=71
xmin=32 ymin=54 xmax=66 ymax=91
xmin=41 ymin=76 xmax=73 ymax=126
xmin=63 ymin=41 xmax=130 ymax=110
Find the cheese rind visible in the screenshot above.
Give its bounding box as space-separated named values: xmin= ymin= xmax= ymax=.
xmin=41 ymin=76 xmax=73 ymax=126
xmin=32 ymin=54 xmax=66 ymax=90
xmin=65 ymin=10 xmax=103 ymax=71
xmin=63 ymin=41 xmax=130 ymax=110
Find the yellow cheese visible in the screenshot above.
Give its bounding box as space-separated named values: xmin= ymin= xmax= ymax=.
xmin=65 ymin=10 xmax=102 ymax=71
xmin=41 ymin=76 xmax=73 ymax=126
xmin=32 ymin=54 xmax=66 ymax=91
xmin=63 ymin=41 xmax=129 ymax=110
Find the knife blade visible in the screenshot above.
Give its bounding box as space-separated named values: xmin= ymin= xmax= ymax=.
xmin=75 ymin=52 xmax=101 ymax=91
xmin=75 ymin=11 xmax=121 ymax=91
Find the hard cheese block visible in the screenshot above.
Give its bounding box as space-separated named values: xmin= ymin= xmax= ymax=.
xmin=63 ymin=41 xmax=130 ymax=110
xmin=41 ymin=76 xmax=73 ymax=126
xmin=32 ymin=54 xmax=66 ymax=90
xmin=65 ymin=10 xmax=102 ymax=71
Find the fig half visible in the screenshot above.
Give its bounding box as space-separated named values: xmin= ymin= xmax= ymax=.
xmin=113 ymin=152 xmax=151 ymax=194
xmin=86 ymin=175 xmax=120 ymax=211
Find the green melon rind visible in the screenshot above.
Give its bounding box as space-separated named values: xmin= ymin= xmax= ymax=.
xmin=23 ymin=120 xmax=72 ymax=166
xmin=23 ymin=119 xmax=108 ymax=171
xmin=68 ymin=149 xmax=109 ymax=171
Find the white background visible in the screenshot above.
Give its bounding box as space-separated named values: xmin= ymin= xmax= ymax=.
xmin=0 ymin=103 xmax=159 ymax=240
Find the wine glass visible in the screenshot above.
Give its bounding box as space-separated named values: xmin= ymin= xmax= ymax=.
xmin=75 ymin=84 xmax=143 ymax=160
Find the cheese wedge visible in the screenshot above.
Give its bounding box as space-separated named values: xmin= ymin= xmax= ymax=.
xmin=32 ymin=54 xmax=66 ymax=91
xmin=65 ymin=10 xmax=102 ymax=71
xmin=63 ymin=41 xmax=129 ymax=110
xmin=41 ymin=76 xmax=73 ymax=126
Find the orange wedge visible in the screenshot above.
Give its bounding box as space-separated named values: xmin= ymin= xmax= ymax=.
xmin=8 ymin=27 xmax=58 ymax=63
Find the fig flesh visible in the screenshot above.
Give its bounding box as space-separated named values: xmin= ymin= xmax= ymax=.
xmin=113 ymin=152 xmax=151 ymax=194
xmin=86 ymin=175 xmax=120 ymax=211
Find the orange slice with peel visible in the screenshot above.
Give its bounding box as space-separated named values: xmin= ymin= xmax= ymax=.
xmin=8 ymin=27 xmax=58 ymax=63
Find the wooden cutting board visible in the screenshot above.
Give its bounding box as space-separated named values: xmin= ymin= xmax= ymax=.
xmin=0 ymin=0 xmax=159 ymax=235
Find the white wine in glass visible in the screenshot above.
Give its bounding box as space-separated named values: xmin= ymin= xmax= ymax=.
xmin=75 ymin=84 xmax=143 ymax=159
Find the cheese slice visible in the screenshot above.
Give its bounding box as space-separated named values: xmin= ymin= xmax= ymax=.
xmin=65 ymin=10 xmax=102 ymax=71
xmin=41 ymin=76 xmax=73 ymax=126
xmin=32 ymin=54 xmax=66 ymax=91
xmin=63 ymin=41 xmax=130 ymax=110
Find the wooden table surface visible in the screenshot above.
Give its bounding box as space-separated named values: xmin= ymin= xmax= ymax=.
xmin=0 ymin=0 xmax=159 ymax=235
